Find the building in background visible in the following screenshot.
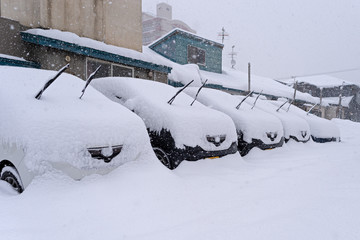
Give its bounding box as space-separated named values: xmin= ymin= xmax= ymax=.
xmin=0 ymin=0 xmax=172 ymax=83
xmin=1 ymin=0 xmax=143 ymax=52
xmin=142 ymin=2 xmax=196 ymax=45
xmin=279 ymin=75 xmax=360 ymax=122
xmin=149 ymin=29 xmax=223 ymax=74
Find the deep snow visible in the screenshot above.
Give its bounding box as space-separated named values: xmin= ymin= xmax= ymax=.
xmin=1 ymin=119 xmax=359 ymax=240
xmin=91 ymin=77 xmax=237 ymax=150
xmin=0 ymin=66 xmax=152 ymax=178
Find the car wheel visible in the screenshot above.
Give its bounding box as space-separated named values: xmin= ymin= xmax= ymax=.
xmin=1 ymin=166 xmax=24 ymax=193
xmin=153 ymin=148 xmax=174 ymax=170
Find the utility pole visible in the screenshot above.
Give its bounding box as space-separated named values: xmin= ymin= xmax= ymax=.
xmin=287 ymin=77 xmax=297 ymax=112
xmin=292 ymin=77 xmax=297 ymax=102
xmin=337 ymin=82 xmax=345 ymax=119
xmin=248 ymin=62 xmax=251 ymax=92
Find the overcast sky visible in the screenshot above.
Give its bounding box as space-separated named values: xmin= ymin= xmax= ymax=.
xmin=143 ymin=0 xmax=360 ymax=83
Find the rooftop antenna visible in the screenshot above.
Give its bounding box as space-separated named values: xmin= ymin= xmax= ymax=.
xmin=217 ymin=27 xmax=229 ymax=44
xmin=229 ymin=45 xmax=237 ymax=69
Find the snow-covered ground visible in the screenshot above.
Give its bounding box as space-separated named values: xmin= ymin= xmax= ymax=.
xmin=1 ymin=119 xmax=359 ymax=240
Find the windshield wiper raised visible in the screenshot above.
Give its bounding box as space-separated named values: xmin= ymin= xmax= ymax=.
xmin=79 ymin=66 xmax=101 ymax=99
xmin=235 ymin=91 xmax=254 ymax=110
xmin=35 ymin=64 xmax=69 ymax=100
xmin=306 ymin=103 xmax=318 ymax=115
xmin=168 ymin=80 xmax=194 ymax=105
xmin=251 ymin=90 xmax=263 ymax=109
xmin=190 ymin=79 xmax=208 ymax=106
xmin=276 ymin=100 xmax=289 ymax=112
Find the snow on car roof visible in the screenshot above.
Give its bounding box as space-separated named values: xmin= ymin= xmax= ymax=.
xmin=184 ymin=87 xmax=284 ymax=144
xmin=270 ymin=100 xmax=340 ymax=139
xmin=0 ymin=66 xmax=150 ymax=170
xmin=91 ymin=77 xmax=237 ymax=150
xmin=245 ymin=97 xmax=311 ymax=140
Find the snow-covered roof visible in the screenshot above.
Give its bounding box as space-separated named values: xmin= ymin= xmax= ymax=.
xmin=149 ymin=28 xmax=224 ymax=49
xmin=0 ymin=53 xmax=40 ymax=68
xmin=322 ymin=96 xmax=354 ymax=108
xmin=279 ymin=75 xmax=355 ymax=88
xmin=21 ymin=29 xmax=172 ymax=73
xmin=0 ymin=66 xmax=151 ymax=172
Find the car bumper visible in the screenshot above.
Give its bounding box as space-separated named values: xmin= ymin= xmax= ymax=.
xmin=237 ymin=131 xmax=284 ymax=156
xmin=287 ymin=135 xmax=311 ymax=143
xmin=311 ymin=135 xmax=340 ymax=143
xmin=172 ymin=141 xmax=238 ymax=162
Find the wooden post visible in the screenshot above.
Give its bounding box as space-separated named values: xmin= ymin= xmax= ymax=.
xmin=337 ymin=83 xmax=344 ymax=119
xmin=248 ymin=62 xmax=251 ymax=92
xmin=319 ymin=87 xmax=324 ymax=118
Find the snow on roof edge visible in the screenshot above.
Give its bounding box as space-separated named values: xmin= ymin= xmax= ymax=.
xmin=22 ymin=28 xmax=172 ymax=72
xmin=148 ymin=28 xmax=224 ymax=49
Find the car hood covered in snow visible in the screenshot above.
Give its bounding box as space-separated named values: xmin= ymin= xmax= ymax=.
xmin=245 ymin=97 xmax=311 ymax=142
xmin=0 ymin=66 xmax=151 ymax=172
xmin=91 ymin=77 xmax=237 ymax=151
xmin=270 ymin=100 xmax=340 ymax=141
xmin=184 ymin=87 xmax=284 ymax=144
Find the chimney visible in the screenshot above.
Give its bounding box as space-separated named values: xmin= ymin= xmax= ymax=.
xmin=156 ymin=2 xmax=172 ymax=20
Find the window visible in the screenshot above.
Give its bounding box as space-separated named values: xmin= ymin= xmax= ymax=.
xmin=187 ymin=45 xmax=205 ymax=65
xmin=86 ymin=58 xmax=134 ymax=79
xmin=113 ymin=65 xmax=133 ymax=77
xmin=87 ymin=59 xmax=111 ymax=78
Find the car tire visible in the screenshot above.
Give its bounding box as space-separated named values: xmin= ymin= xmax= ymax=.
xmin=153 ymin=148 xmax=174 ymax=170
xmin=1 ymin=166 xmax=24 ymax=194
xmin=239 ymin=145 xmax=253 ymax=157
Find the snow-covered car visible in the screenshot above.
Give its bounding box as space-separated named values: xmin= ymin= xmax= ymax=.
xmin=0 ymin=66 xmax=151 ymax=193
xmin=184 ymin=87 xmax=284 ymax=156
xmin=270 ymin=100 xmax=341 ymax=143
xmin=247 ymin=97 xmax=311 ymax=143
xmin=91 ymin=77 xmax=238 ymax=169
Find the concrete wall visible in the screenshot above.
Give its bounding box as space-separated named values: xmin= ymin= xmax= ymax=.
xmin=142 ymin=10 xmax=196 ymax=46
xmin=1 ymin=0 xmax=142 ymax=52
xmin=0 ymin=17 xmax=28 ymax=58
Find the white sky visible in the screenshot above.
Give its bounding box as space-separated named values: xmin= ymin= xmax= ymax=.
xmin=142 ymin=0 xmax=360 ymax=84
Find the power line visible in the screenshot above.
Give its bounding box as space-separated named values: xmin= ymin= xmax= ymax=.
xmin=275 ymin=67 xmax=360 ymax=80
